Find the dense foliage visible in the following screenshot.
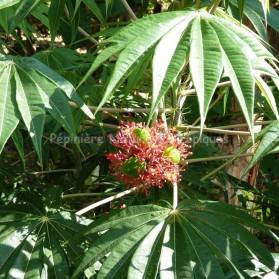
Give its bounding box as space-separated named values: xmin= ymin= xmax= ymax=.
xmin=0 ymin=0 xmax=279 ymax=278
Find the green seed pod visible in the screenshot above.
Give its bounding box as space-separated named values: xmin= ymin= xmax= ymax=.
xmin=133 ymin=128 xmax=151 ymax=143
xmin=122 ymin=157 xmax=146 ymax=177
xmin=163 ymin=146 xmax=180 ymax=164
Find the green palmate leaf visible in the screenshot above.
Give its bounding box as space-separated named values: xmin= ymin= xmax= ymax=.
xmin=73 ymin=201 xmax=277 ymax=279
xmin=0 ymin=190 xmax=92 ymax=279
xmin=243 ymin=123 xmax=279 ymax=176
xmin=0 ymin=0 xmax=19 ymax=9
xmin=9 ymin=0 xmax=41 ymax=32
xmin=49 ymin=0 xmax=67 ymax=43
xmin=0 ymin=63 xmax=18 ymax=154
xmin=0 ymin=55 xmax=93 ymax=160
xmin=72 ymin=205 xmax=171 ymax=279
xmin=84 ymin=9 xmax=278 ymax=136
xmin=14 ymin=69 xmax=45 ymax=163
xmin=97 ymin=221 xmax=161 ymax=279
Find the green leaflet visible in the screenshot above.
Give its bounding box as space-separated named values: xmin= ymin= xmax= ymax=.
xmin=237 ymin=0 xmax=246 ymax=21
xmin=0 ymin=64 xmax=19 ymax=154
xmin=14 ymin=68 xmax=46 ymax=163
xmin=230 ymin=1 xmax=268 ymax=42
xmin=96 ymin=11 xmax=195 ymax=114
xmin=128 ymin=220 xmax=168 ymax=279
xmin=189 ymin=16 xmax=223 ymax=131
xmin=243 ymin=122 xmax=279 ymax=176
xmin=73 ymin=201 xmax=277 ymax=278
xmin=49 ymin=0 xmax=67 ymax=43
xmin=210 ymin=20 xmax=255 ymax=140
xmin=82 ymin=0 xmax=105 ymax=24
xmin=255 ymin=74 xmax=279 ymax=121
xmin=9 ymin=0 xmax=41 ymax=32
xmin=21 ymin=66 xmax=77 ymax=138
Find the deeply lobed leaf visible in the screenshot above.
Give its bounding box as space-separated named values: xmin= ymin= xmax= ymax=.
xmin=73 ymin=201 xmax=277 ymax=278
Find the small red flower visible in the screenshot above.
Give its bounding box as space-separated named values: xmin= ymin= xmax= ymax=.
xmin=107 ymin=121 xmax=192 ymax=194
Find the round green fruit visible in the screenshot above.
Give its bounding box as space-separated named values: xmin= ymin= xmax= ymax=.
xmin=133 ymin=128 xmax=151 ymax=143
xmin=163 ymin=146 xmax=180 ymax=164
xmin=122 ymin=157 xmax=146 ymax=177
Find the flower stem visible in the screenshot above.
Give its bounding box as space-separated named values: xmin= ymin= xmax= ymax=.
xmin=63 ymin=192 xmax=119 ymax=199
xmin=186 ymin=152 xmax=254 ymax=164
xmin=173 ymin=182 xmax=178 ymax=209
xmin=264 ymin=223 xmax=279 ymax=231
xmin=176 ymin=126 xmax=251 ymax=136
xmin=75 ymin=186 xmax=139 ymax=215
xmin=206 ymin=0 xmax=222 ymax=14
xmin=31 ymin=169 xmax=78 ymax=175
xmin=195 ymin=0 xmax=201 ymax=9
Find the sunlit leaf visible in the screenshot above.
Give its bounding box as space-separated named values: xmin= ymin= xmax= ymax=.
xmin=82 ymin=10 xmax=278 ymax=137
xmin=73 ymin=201 xmax=277 ymax=278
xmin=0 ymin=62 xmax=18 ymax=154
xmin=0 ymin=55 xmax=93 ymax=160
xmin=0 ymin=0 xmax=19 ymax=10
xmin=14 ymin=68 xmax=45 ymax=162
xmin=189 ymin=17 xmax=223 ymax=130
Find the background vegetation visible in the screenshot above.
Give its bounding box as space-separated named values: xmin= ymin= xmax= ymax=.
xmin=0 ymin=0 xmax=279 ymax=278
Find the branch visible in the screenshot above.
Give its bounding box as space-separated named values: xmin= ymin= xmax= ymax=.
xmin=121 ymin=0 xmax=138 ymax=20
xmin=180 ymin=81 xmax=231 ymax=97
xmin=206 ymin=0 xmax=222 ymax=14
xmin=69 ymin=101 xmax=172 ymax=113
xmin=176 ymin=126 xmax=251 ymax=136
xmin=64 ymin=5 xmax=98 ymax=45
xmin=185 ymin=152 xmax=254 ymax=164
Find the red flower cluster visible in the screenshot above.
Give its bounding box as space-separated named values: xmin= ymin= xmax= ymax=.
xmin=107 ymin=121 xmax=192 ymax=194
